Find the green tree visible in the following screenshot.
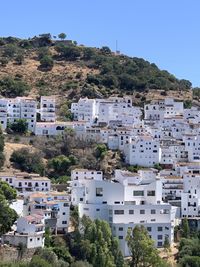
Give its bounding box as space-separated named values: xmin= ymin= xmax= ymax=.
xmin=29 ymin=256 xmax=51 ymax=267
xmin=58 ymin=33 xmax=67 ymax=40
xmin=55 ymin=44 xmax=81 ymax=61
xmin=95 ymin=144 xmax=108 ymax=159
xmin=0 ymin=76 xmax=30 ymax=97
xmin=0 ymin=194 xmax=18 ymax=234
xmin=44 ymin=227 xmax=52 ymax=247
xmin=70 ymin=205 xmax=79 ymax=231
xmin=0 ymin=127 xmax=5 ymax=168
xmin=82 ymin=47 xmax=95 ymax=60
xmin=100 ymin=46 xmax=112 ymax=55
xmin=3 ymin=44 xmax=18 ymax=58
xmin=182 ymin=218 xmax=190 ymax=238
xmin=163 ymin=236 xmax=170 ymax=251
xmin=184 ymin=100 xmax=192 ymax=109
xmin=126 ymin=225 xmax=164 ymax=267
xmin=37 ymin=47 xmax=50 ymax=60
xmin=180 ymin=256 xmax=200 ymax=267
xmin=48 ymin=154 xmax=77 ymax=176
xmin=8 ymin=118 xmax=28 ymax=133
xmin=71 ymin=261 xmax=92 ymax=267
xmin=33 ymin=248 xmax=58 ymax=265
xmin=154 ymin=163 xmax=163 ymax=171
xmin=178 ymin=238 xmax=200 ymax=266
xmin=0 ymin=180 xmax=17 ymax=201
xmin=10 ymin=148 xmax=45 ymax=175
xmin=70 ymin=216 xmax=124 ymax=267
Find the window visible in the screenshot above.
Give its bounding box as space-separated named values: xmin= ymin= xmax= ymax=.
xmin=80 ymin=198 xmax=83 ymax=201
xmin=96 ymin=187 xmax=103 ymax=197
xmin=133 ymin=190 xmax=144 ymax=196
xmin=114 ymin=210 xmax=124 ymax=215
xmin=119 ymin=227 xmax=123 ymax=231
xmin=83 ymin=208 xmax=89 ymax=211
xmin=62 ymin=221 xmax=67 ymax=224
xmin=157 ymin=241 xmax=162 ymax=247
xmin=140 ymin=210 xmax=145 ymax=214
xmin=129 ymin=210 xmax=134 ymax=214
xmin=37 ymin=237 xmax=40 ymax=241
xmin=63 ymin=203 xmax=69 ymax=207
xmin=151 ymin=209 xmax=156 ymax=214
xmin=118 ymin=236 xmax=123 ymax=240
xmin=30 ymin=238 xmax=33 ymax=242
xmin=147 ymin=227 xmax=152 ymax=232
xmin=158 ymin=227 xmax=163 ymax=232
xmin=62 ymin=212 xmax=66 ymax=215
xmin=147 ymin=190 xmax=156 ymax=196
xmin=158 ymin=235 xmax=162 ymax=240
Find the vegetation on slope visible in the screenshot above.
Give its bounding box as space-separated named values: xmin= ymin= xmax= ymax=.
xmin=0 ymin=33 xmax=193 ymax=104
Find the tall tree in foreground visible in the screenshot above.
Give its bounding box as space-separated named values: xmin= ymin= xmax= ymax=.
xmin=0 ymin=182 xmax=17 ymax=234
xmin=69 ymin=216 xmax=125 ymax=267
xmin=0 ymin=126 xmax=5 ymax=168
xmin=181 ymin=218 xmax=190 ymax=238
xmin=126 ymin=225 xmax=168 ymax=267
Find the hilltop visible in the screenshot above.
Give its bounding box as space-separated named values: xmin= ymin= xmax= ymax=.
xmin=0 ymin=34 xmax=193 ymax=108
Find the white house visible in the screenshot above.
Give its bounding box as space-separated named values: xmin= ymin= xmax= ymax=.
xmin=124 ymin=135 xmax=161 ymax=167
xmin=24 ymin=192 xmax=70 ymax=234
xmin=0 ymin=98 xmax=8 ymax=130
xmin=0 ymin=172 xmax=51 ymax=196
xmin=2 ymin=214 xmax=45 ymax=248
xmin=144 ymin=98 xmax=184 ymax=121
xmin=40 ymin=96 xmax=56 ymax=122
xmin=181 ymin=165 xmax=200 ymax=218
xmin=71 ymin=96 xmax=142 ymax=127
xmin=71 ymin=98 xmax=96 ymax=124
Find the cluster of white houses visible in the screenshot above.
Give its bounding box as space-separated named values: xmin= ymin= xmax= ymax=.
xmin=1 ymin=172 xmax=70 ymax=249
xmin=0 ymin=96 xmax=56 ymax=132
xmin=3 ymin=96 xmax=200 ymax=256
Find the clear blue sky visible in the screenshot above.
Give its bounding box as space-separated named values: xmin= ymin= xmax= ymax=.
xmin=1 ymin=0 xmax=200 ymax=86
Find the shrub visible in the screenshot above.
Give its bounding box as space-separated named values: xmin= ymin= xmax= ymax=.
xmin=3 ymin=44 xmax=18 ymax=58
xmin=8 ymin=119 xmax=28 ymax=134
xmin=10 ymin=148 xmax=45 ymax=175
xmin=0 ymin=76 xmax=30 ymax=97
xmin=37 ymin=47 xmax=50 ymax=60
xmin=95 ymin=144 xmax=108 ymax=159
xmin=39 ymin=55 xmax=54 ymax=70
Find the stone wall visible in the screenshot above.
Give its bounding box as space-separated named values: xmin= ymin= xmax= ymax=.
xmin=0 ymin=246 xmax=35 ymax=263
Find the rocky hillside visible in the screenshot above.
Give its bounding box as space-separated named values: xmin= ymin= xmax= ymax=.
xmin=0 ymin=34 xmax=193 ymax=108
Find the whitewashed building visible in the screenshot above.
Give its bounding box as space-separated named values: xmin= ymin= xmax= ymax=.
xmin=0 ymin=172 xmax=51 ymax=196
xmin=71 ymin=168 xmax=179 ymax=256
xmin=40 ymin=96 xmax=56 ymax=122
xmin=181 ymin=164 xmax=200 ymax=218
xmin=2 ymin=214 xmax=45 ymax=248
xmin=144 ymin=98 xmax=184 ymax=121
xmin=124 ymin=135 xmax=161 ymax=167
xmin=23 ymin=192 xmax=70 ymax=234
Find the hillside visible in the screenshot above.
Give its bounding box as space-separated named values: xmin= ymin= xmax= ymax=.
xmin=0 ymin=34 xmax=193 ymax=107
